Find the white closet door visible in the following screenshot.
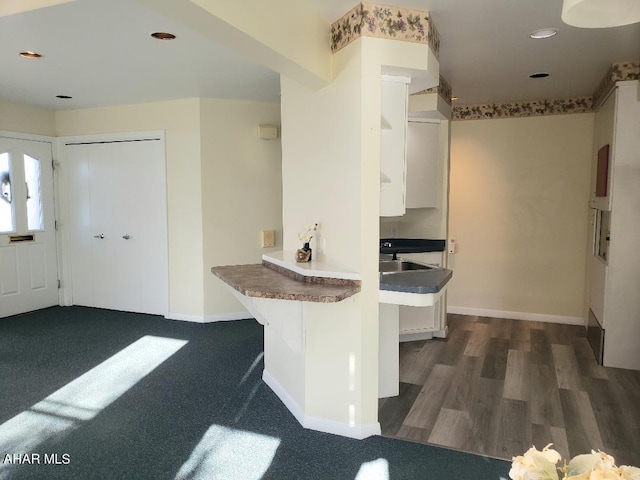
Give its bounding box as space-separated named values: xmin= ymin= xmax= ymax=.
xmin=0 ymin=137 xmax=58 ymax=318
xmin=64 ymin=138 xmax=168 ymax=316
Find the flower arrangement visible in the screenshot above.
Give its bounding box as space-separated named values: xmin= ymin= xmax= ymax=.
xmin=510 ymin=444 xmax=640 ymax=480
xmin=295 ymin=223 xmax=318 ymax=262
xmin=298 ymin=223 xmax=318 ymax=244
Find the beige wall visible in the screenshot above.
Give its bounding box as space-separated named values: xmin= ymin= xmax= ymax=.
xmin=55 ymin=99 xmax=205 ymax=317
xmin=448 ymin=113 xmax=594 ymax=321
xmin=0 ymin=99 xmax=56 ymax=136
xmin=200 ymin=98 xmax=282 ymax=317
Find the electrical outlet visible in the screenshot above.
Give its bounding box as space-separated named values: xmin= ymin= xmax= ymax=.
xmin=260 ymin=230 xmax=275 ymax=248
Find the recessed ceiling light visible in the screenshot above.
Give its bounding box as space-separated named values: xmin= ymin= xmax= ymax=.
xmin=530 ymin=28 xmax=558 ymax=39
xmin=19 ymin=51 xmax=43 ymax=59
xmin=529 ymin=72 xmax=550 ymax=79
xmin=151 ymin=32 xmax=176 ymax=40
xmin=56 ymin=95 xmax=72 ymax=99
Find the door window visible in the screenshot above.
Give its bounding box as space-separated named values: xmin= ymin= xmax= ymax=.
xmin=0 ymin=152 xmax=14 ymax=233
xmin=24 ymin=154 xmax=44 ymax=231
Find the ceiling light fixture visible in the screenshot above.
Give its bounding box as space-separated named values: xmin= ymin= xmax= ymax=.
xmin=530 ymin=28 xmax=558 ymax=39
xmin=561 ymin=0 xmax=640 ymax=28
xmin=19 ymin=51 xmax=42 ymax=59
xmin=529 ymin=72 xmax=550 ymax=78
xmin=151 ymin=32 xmax=176 ymax=40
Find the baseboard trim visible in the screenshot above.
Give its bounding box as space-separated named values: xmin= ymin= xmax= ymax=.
xmin=447 ymin=306 xmax=584 ymax=326
xmin=262 ymin=369 xmax=381 ymax=440
xmin=166 ymin=312 xmax=251 ymax=323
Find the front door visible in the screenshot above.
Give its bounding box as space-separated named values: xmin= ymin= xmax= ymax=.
xmin=0 ymin=136 xmax=58 ymax=318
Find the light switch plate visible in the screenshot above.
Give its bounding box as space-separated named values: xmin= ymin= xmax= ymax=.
xmin=261 ymin=229 xmax=275 ymax=248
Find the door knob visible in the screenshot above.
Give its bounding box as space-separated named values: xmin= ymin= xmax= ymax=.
xmin=93 ymin=234 xmax=105 ymax=239
xmin=122 ymin=234 xmax=131 ymax=240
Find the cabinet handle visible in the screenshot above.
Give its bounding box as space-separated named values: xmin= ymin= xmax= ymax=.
xmin=122 ymin=234 xmax=131 ymax=240
xmin=93 ymin=234 xmax=105 ymax=239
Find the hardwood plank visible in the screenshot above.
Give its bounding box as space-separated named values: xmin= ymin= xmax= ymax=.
xmin=572 ymin=336 xmax=609 ymax=380
xmin=427 ymin=408 xmax=471 ymax=449
xmin=462 ymin=377 xmax=504 ymax=457
xmin=503 ymin=349 xmax=531 ymax=401
xmin=551 ymin=344 xmax=584 ymax=391
xmin=530 ymin=364 xmax=564 ymax=427
xmin=550 ymin=426 xmax=571 ymax=461
xmin=395 ymin=424 xmax=431 ymax=443
xmin=403 ymin=364 xmax=455 ymax=431
xmin=378 ymin=382 xmax=423 ymax=436
xmin=495 ymin=398 xmax=531 ymax=460
xmin=399 ymin=340 xmax=443 ymax=385
xmin=511 ymin=320 xmax=531 ymax=342
xmin=559 ymin=389 xmax=605 ymax=457
xmin=530 ymin=328 xmax=552 ymax=366
xmin=442 ymin=355 xmax=482 ymax=411
xmin=585 ymin=376 xmax=637 ymax=454
xmin=480 ymin=337 xmax=510 ymax=380
xmin=490 ymin=317 xmax=512 ymax=339
xmin=436 ymin=328 xmax=471 ymax=366
xmin=463 ymin=322 xmax=491 ymax=357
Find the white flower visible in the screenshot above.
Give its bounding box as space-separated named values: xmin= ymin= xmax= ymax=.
xmin=298 ymin=223 xmax=318 ymax=243
xmin=510 ymin=445 xmax=561 ymax=480
xmin=619 ymin=466 xmax=640 ymax=480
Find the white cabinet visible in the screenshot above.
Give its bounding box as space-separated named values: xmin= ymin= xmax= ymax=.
xmin=586 ymin=82 xmax=640 ymax=370
xmin=406 ymin=121 xmax=439 ymax=208
xmin=397 ymin=252 xmax=446 ymax=340
xmin=380 ymin=76 xmax=409 ymax=217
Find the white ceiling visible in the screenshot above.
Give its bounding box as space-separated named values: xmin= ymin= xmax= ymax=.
xmin=1 ymin=0 xmax=639 ymax=110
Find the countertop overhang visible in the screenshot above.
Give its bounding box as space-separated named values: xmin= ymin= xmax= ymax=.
xmin=211 ymin=262 xmax=361 ymax=303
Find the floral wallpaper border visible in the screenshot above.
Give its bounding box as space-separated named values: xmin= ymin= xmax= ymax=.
xmin=453 ymin=60 xmax=639 ymax=121
xmin=592 ymin=60 xmax=640 ymax=108
xmin=452 ymin=97 xmax=594 ymax=121
xmin=330 ymin=3 xmax=439 ymax=58
xmin=415 ymin=74 xmax=452 ymax=105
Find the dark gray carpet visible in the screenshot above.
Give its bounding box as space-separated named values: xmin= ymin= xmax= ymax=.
xmin=0 ymin=307 xmax=510 ymax=479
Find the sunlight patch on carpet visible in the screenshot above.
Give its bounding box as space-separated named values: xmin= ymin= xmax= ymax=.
xmin=355 ymin=458 xmax=390 ymax=480
xmin=175 ymin=425 xmax=280 ymax=480
xmin=0 ymin=335 xmax=187 ymax=479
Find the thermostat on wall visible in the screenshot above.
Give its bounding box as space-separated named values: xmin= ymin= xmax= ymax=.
xmin=257 ymin=125 xmax=278 ymax=140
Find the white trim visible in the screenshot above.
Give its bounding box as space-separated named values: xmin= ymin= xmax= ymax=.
xmin=205 ymin=312 xmax=252 ymax=322
xmin=166 ymin=311 xmax=252 ymax=323
xmin=262 ymin=369 xmax=381 ymax=440
xmin=447 ymin=306 xmax=584 ymax=326
xmin=0 ymin=131 xmax=54 ymax=143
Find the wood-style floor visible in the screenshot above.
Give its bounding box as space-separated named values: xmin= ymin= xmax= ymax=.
xmin=379 ymin=314 xmax=640 ymax=466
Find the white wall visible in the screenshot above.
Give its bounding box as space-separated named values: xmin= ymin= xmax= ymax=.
xmin=448 ymin=113 xmax=594 ymax=322
xmin=0 ymin=99 xmax=55 ymax=136
xmin=55 ymin=99 xmax=205 ymax=317
xmin=200 ymin=98 xmax=282 ymax=318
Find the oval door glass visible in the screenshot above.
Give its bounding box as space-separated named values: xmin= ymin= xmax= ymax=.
xmin=0 ymin=152 xmax=14 ymax=233
xmin=24 ymin=154 xmax=44 ymax=231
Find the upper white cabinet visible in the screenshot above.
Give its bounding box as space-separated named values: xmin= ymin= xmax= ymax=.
xmin=406 ymin=121 xmax=439 ymax=208
xmin=380 ymin=76 xmax=409 ymax=217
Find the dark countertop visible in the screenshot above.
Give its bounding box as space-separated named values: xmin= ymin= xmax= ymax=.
xmin=379 ymin=238 xmax=446 ymax=255
xmin=379 ymin=268 xmax=453 ymax=294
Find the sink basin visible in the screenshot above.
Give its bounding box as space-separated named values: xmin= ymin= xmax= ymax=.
xmin=379 ymin=260 xmax=434 ymax=274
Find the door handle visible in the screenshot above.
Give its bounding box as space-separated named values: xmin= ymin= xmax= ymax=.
xmin=122 ymin=234 xmax=131 ymax=240
xmin=93 ymin=234 xmax=105 ymax=239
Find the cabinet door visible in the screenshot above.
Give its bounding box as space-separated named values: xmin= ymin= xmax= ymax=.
xmin=380 ymin=78 xmax=409 ymax=217
xmin=406 ymin=121 xmax=439 ymax=208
